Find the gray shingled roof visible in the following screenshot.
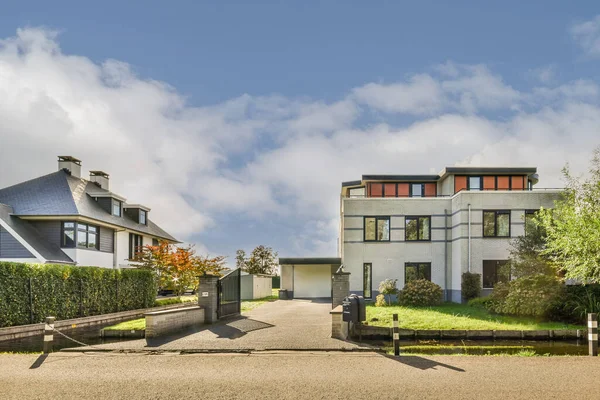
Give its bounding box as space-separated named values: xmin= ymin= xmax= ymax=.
xmin=0 ymin=203 xmax=75 ymax=263
xmin=0 ymin=171 xmax=177 ymax=242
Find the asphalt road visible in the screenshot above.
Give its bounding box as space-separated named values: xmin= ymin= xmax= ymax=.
xmin=1 ymin=351 xmax=598 ymax=399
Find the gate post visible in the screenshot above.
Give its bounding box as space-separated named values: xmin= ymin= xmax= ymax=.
xmin=332 ymin=271 xmax=350 ymax=309
xmin=198 ymin=274 xmax=219 ymax=324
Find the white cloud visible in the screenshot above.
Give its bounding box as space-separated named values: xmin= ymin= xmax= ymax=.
xmin=571 ymin=15 xmax=600 ymax=57
xmin=352 ymin=74 xmax=445 ymax=115
xmin=1 ymin=27 xmax=599 ymax=258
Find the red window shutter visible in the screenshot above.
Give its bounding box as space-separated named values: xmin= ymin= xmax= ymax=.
xmin=511 ymin=176 xmax=524 ymax=190
xmin=424 ymin=183 xmax=436 ymax=197
xmin=454 ymin=176 xmax=467 ymax=193
xmin=497 ymin=176 xmax=510 ymax=190
xmin=397 ymin=183 xmax=409 ymax=197
xmin=370 ymin=183 xmax=383 ymax=197
xmin=483 ymin=176 xmax=496 ymax=190
xmin=384 ymin=183 xmax=396 ymax=197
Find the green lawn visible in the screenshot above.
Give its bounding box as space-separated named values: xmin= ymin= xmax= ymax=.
xmin=367 ymin=304 xmax=584 ymax=330
xmin=103 ymin=318 xmax=145 ymax=331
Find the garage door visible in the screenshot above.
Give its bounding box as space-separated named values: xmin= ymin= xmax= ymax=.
xmin=294 ymin=265 xmax=331 ymax=298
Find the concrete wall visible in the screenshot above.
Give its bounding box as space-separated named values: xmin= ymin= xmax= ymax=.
xmin=341 ymin=190 xmax=561 ymax=301
xmin=145 ymin=306 xmax=205 ymax=338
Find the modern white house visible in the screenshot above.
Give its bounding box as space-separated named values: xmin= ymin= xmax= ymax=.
xmin=0 ymin=156 xmax=178 ymax=268
xmin=280 ymin=167 xmax=561 ymax=302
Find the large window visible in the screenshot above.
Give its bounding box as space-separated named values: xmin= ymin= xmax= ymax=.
xmin=112 ymin=199 xmax=122 ymax=217
xmin=468 ymin=176 xmax=482 ymax=191
xmin=525 ymin=210 xmax=539 ymax=236
xmin=363 ymin=263 xmax=372 ymax=299
xmin=483 ymin=260 xmax=510 ymax=288
xmin=411 ymin=184 xmax=423 ymax=197
xmin=62 ymin=222 xmax=99 ymax=250
xmin=405 ymin=262 xmax=431 ymax=283
xmin=364 ymin=217 xmax=390 ymax=242
xmin=483 ymin=210 xmax=511 ymax=237
xmin=129 ymin=233 xmax=143 ymax=260
xmin=405 ymin=216 xmax=431 ymax=241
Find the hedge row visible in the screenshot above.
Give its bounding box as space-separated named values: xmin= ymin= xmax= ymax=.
xmin=0 ymin=261 xmax=157 ymax=328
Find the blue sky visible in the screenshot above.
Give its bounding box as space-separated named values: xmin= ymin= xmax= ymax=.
xmin=1 ymin=1 xmax=599 ymax=262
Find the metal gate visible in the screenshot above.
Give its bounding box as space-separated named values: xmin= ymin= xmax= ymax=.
xmin=217 ymin=268 xmax=241 ymax=319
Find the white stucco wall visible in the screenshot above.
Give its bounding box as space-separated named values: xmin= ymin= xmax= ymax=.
xmin=62 ymin=248 xmax=114 ymax=268
xmin=341 ymin=190 xmax=561 ymax=300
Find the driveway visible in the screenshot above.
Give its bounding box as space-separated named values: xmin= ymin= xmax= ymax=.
xmin=75 ymin=300 xmax=369 ymax=352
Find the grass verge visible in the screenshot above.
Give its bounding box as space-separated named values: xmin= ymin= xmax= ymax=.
xmin=367 ymin=303 xmax=584 ymax=331
xmin=241 ymin=289 xmax=279 ymax=313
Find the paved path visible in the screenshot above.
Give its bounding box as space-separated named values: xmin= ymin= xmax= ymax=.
xmin=2 ymin=351 xmax=598 ymax=399
xmin=76 ymin=299 xmax=368 ymax=351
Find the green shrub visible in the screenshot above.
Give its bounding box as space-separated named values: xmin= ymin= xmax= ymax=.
xmin=461 ymin=272 xmax=482 ymax=301
xmin=547 ymin=284 xmax=600 ymax=323
xmin=375 ymin=294 xmax=387 ymax=307
xmin=378 ymin=279 xmax=398 ymax=304
xmin=0 ymin=261 xmax=157 ymax=328
xmin=467 ymin=296 xmax=492 ymax=308
xmin=485 ymin=275 xmax=563 ymax=317
xmin=398 ymin=280 xmax=443 ymax=306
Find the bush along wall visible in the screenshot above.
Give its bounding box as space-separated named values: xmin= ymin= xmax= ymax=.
xmin=0 ymin=261 xmax=157 ymax=328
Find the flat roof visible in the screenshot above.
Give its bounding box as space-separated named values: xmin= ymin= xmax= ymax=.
xmin=278 ymin=257 xmax=341 ymax=265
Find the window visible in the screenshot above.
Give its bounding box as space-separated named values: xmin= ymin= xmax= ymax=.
xmin=62 ymin=222 xmax=76 ymax=247
xmin=140 ymin=210 xmax=147 ymax=225
xmin=112 ymin=199 xmax=122 ymax=217
xmin=411 ymin=184 xmax=423 ymax=197
xmin=482 ymin=260 xmax=510 ymax=288
xmin=62 ymin=222 xmax=99 ymax=250
xmin=483 ymin=210 xmax=511 ymax=237
xmin=525 ymin=210 xmax=539 ymax=236
xmin=152 ymin=238 xmax=159 ymax=246
xmin=405 ymin=216 xmax=431 ymax=241
xmin=405 ymin=263 xmax=431 ymax=283
xmin=363 ymin=263 xmax=372 ymax=299
xmin=364 ymin=217 xmax=390 ymax=242
xmin=129 ymin=233 xmax=143 ymax=260
xmin=468 ymin=176 xmax=482 ymax=191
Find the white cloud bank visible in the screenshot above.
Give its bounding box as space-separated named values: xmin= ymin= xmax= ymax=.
xmin=1 ymin=28 xmax=599 ymax=257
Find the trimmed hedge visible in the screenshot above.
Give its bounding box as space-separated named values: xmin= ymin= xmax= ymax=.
xmin=398 ymin=279 xmax=443 ymax=306
xmin=0 ymin=261 xmax=157 ymax=328
xmin=461 ymin=272 xmax=482 ymax=301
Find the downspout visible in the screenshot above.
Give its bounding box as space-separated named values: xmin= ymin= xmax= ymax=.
xmin=444 ymin=208 xmax=448 ymax=302
xmin=468 ymin=203 xmax=472 ymax=273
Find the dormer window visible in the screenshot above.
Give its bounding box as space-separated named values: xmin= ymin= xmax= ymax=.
xmin=112 ymin=199 xmax=122 ymax=217
xmin=140 ymin=210 xmax=147 ymax=225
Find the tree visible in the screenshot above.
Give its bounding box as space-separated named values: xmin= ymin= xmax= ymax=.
xmin=243 ymin=245 xmax=278 ymax=275
xmin=537 ymin=147 xmax=600 ymax=283
xmin=235 ymin=249 xmax=247 ymax=270
xmin=378 ymin=279 xmax=398 ymax=305
xmin=505 ymin=213 xmax=556 ymax=279
xmin=138 ymin=241 xmax=227 ymax=295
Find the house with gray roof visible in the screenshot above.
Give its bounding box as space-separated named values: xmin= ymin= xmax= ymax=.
xmin=0 ymin=156 xmax=178 ymax=268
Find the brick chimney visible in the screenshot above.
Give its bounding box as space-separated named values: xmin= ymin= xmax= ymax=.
xmin=58 ymin=156 xmax=82 ymax=178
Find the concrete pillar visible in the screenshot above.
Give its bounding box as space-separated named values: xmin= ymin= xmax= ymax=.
xmin=332 ymin=272 xmax=350 ymax=309
xmin=197 ymin=274 xmax=219 ymax=324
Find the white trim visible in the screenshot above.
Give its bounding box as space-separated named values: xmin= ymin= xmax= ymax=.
xmin=589 ymin=333 xmax=598 ymax=341
xmin=588 ymin=321 xmax=598 ymax=328
xmin=0 ymin=218 xmax=46 ymax=263
xmin=88 ymin=192 xmax=127 ymax=202
xmin=123 ymin=204 xmax=151 ymax=211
